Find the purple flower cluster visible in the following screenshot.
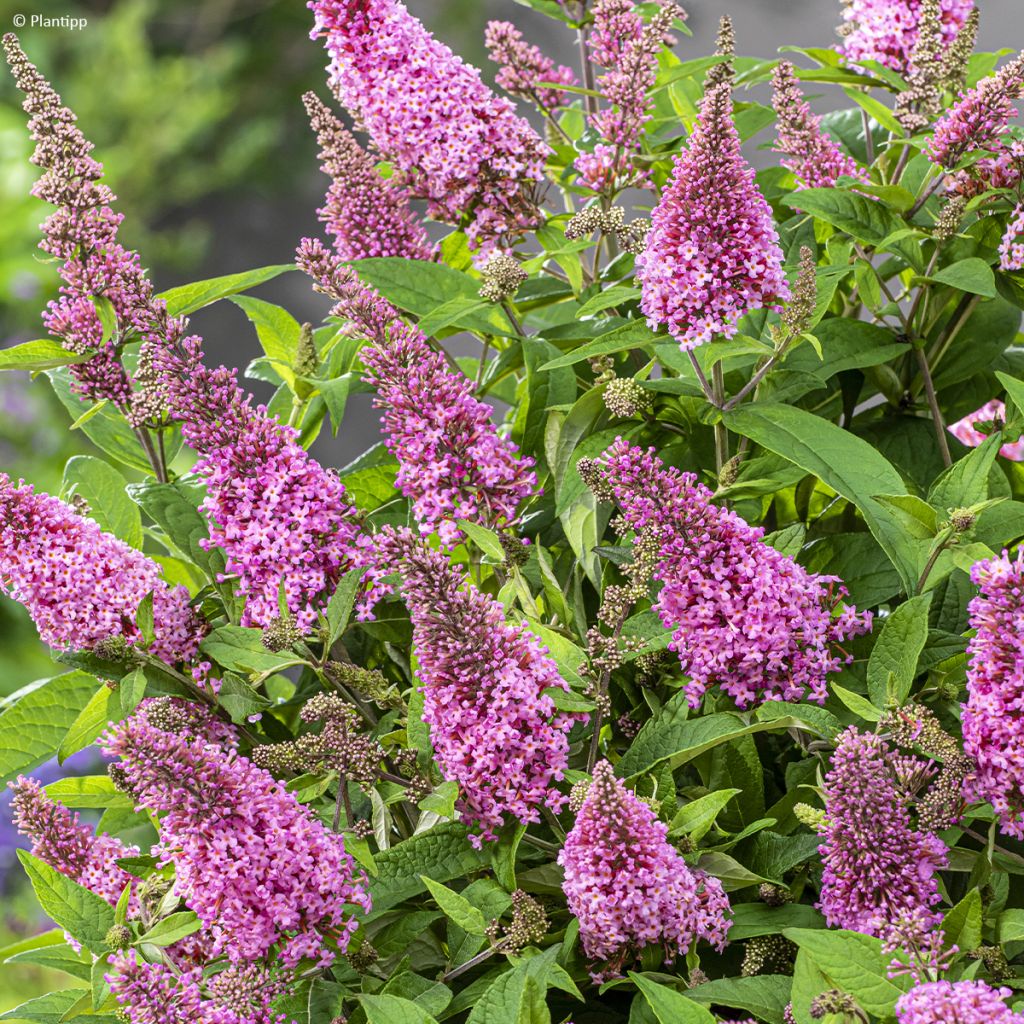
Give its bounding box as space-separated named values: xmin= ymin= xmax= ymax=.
xmin=1001 ymin=203 xmax=1024 ymax=272
xmin=154 ymin=338 xmax=367 ymax=629
xmin=636 ymin=84 xmax=789 ymax=350
xmin=819 ymin=727 xmax=947 ymax=939
xmin=9 ymin=777 xmax=138 ymax=906
xmin=576 ymin=0 xmax=683 ymax=193
xmin=377 ymin=528 xmax=579 ymax=844
xmin=593 ymin=440 xmax=871 ymax=708
xmin=309 ymin=0 xmax=547 ymax=252
xmin=929 ymin=54 xmax=1024 ymax=169
xmin=963 ymin=551 xmax=1024 ymax=838
xmin=485 ymin=21 xmax=576 ymax=111
xmin=0 ymin=474 xmax=201 ymax=662
xmin=304 ymin=91 xmax=435 ymax=262
xmin=948 ymin=400 xmax=1024 ymax=461
xmin=839 ymin=0 xmax=975 ymax=74
xmin=109 ymin=954 xmax=287 ymax=1024
xmin=772 ymin=61 xmax=867 ymax=189
xmin=559 ymin=761 xmax=731 ymax=981
xmin=298 ymin=239 xmax=536 ymax=547
xmin=102 ymin=701 xmax=371 ymax=967
xmin=896 ymin=980 xmax=1024 ymax=1024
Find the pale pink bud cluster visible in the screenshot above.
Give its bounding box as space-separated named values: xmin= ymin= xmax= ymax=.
xmin=948 ymin=399 xmax=1024 ymax=460
xmin=839 ymin=0 xmax=975 ymax=75
xmin=0 ymin=474 xmax=202 ymax=661
xmin=377 ymin=527 xmax=580 ymax=845
xmin=485 ymin=21 xmax=576 ymax=111
xmin=1000 ymin=203 xmax=1024 ymax=272
xmin=594 ymin=440 xmax=871 ymax=708
xmin=963 ymin=551 xmax=1024 ymax=839
xmin=636 ymin=84 xmax=789 ymax=349
xmin=102 ymin=701 xmax=371 ymax=968
xmin=772 ymin=61 xmax=867 ymax=189
xmin=309 ymin=0 xmax=547 ymax=252
xmin=303 ymin=91 xmax=434 ymax=262
xmin=559 ymin=761 xmax=731 ymax=981
xmin=896 ymin=979 xmax=1024 ymax=1024
xmin=819 ymin=728 xmax=947 ymax=939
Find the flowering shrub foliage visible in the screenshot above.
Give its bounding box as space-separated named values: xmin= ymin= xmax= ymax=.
xmin=6 ymin=0 xmax=1024 ymax=1021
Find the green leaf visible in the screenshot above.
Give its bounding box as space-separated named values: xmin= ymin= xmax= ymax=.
xmin=723 ymin=403 xmax=917 ymax=591
xmin=866 ymin=593 xmax=932 ymax=706
xmin=629 ymin=974 xmax=716 ymax=1024
xmin=928 ymin=257 xmax=997 ymax=298
xmin=4 ymin=943 xmax=92 ymax=982
xmin=230 ymin=295 xmax=301 ymax=382
xmin=62 ymin=456 xmax=143 ymax=549
xmin=359 ymin=995 xmax=440 ymax=1024
xmin=684 ymin=975 xmax=792 ymax=1024
xmin=997 ymin=908 xmax=1024 ymax=943
xmin=370 ymin=823 xmax=488 ymax=913
xmin=727 ymin=903 xmax=825 ymax=941
xmin=540 ymin=321 xmax=657 ymax=370
xmin=0 ymin=671 xmax=100 ymax=783
xmin=781 ymin=189 xmax=902 ymax=246
xmin=458 ymin=520 xmax=507 ymax=561
xmin=873 ymin=494 xmax=939 ymax=539
xmin=0 ymin=340 xmax=89 ymax=372
xmin=577 ymin=287 xmax=642 ymax=317
xmin=120 ymin=666 xmax=147 ymax=717
xmin=324 ymin=567 xmax=367 ymax=644
xmin=668 ymin=790 xmax=741 ymax=841
xmin=200 ymin=625 xmax=297 ymax=675
xmin=928 ymin=434 xmax=1001 ymax=511
xmin=784 ymin=928 xmax=907 ymax=1017
xmin=942 ymin=890 xmax=982 ymax=951
xmin=783 ymin=319 xmax=908 ymax=379
xmin=43 ymin=776 xmax=130 ymax=809
xmin=58 ymin=684 xmax=115 ymax=763
xmin=17 ymin=851 xmax=114 ymax=954
xmin=157 ymin=264 xmax=296 ymax=317
xmin=832 ymin=681 xmax=882 ymax=723
xmin=467 ymin=963 xmax=552 ymax=1024
xmin=139 ymin=911 xmax=203 ymax=947
xmin=997 ymin=370 xmax=1024 ymax=420
xmin=0 ymin=990 xmax=117 ymax=1024
xmin=420 ymin=876 xmax=488 ymax=936
xmin=47 ymin=369 xmax=151 ymax=474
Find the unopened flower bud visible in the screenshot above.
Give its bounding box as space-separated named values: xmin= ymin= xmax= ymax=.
xmin=480 ymin=253 xmax=527 ymax=303
xmin=603 ymin=377 xmax=650 ymax=419
xmin=949 ymin=507 xmax=976 ymax=533
xmin=794 ymin=802 xmax=827 ymax=833
xmin=347 ymin=940 xmax=379 ymax=973
xmin=94 ymin=634 xmax=131 ymax=662
xmin=105 ymin=924 xmax=133 ymax=950
xmin=261 ymin=613 xmax=304 ymax=652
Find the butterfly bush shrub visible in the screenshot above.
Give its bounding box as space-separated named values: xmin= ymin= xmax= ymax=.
xmin=4 ymin=0 xmax=1024 ymax=1020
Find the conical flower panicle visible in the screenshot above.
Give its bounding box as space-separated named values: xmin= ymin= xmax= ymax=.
xmin=0 ymin=474 xmax=202 ymax=662
xmin=963 ymin=551 xmax=1024 ymax=838
xmin=376 ymin=527 xmax=580 ymax=844
xmin=485 ymin=21 xmax=576 ymax=111
xmin=839 ymin=0 xmax=975 ymax=75
xmin=818 ymin=727 xmax=947 ymax=939
xmin=309 ymin=0 xmax=547 ymax=253
xmin=559 ymin=761 xmax=731 ymax=981
xmin=591 ymin=440 xmax=871 ymax=708
xmin=896 ymin=979 xmax=1024 ymax=1024
xmin=102 ymin=701 xmax=371 ymax=968
xmin=772 ymin=61 xmax=867 ymax=189
xmin=636 ymin=83 xmax=788 ymax=350
xmin=9 ymin=777 xmax=138 ymax=907
xmin=304 ymin=91 xmax=434 ymax=262
xmin=297 ymin=239 xmax=536 ymax=547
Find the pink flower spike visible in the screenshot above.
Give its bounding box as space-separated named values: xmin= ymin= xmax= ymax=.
xmin=896 ymin=979 xmax=1024 ymax=1024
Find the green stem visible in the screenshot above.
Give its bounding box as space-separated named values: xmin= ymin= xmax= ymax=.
xmin=914 ymin=346 xmax=952 ymax=469
xmin=712 ymin=361 xmax=728 ymax=475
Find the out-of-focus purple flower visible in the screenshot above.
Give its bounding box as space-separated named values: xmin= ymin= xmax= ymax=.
xmin=948 ymin=400 xmax=1024 ymax=461
xmin=636 ymin=83 xmax=789 ymax=349
xmin=309 ymin=0 xmax=547 ymax=253
xmin=589 ymin=440 xmax=871 ymax=708
xmin=376 ymin=527 xmax=580 ymax=845
xmin=485 ymin=21 xmax=576 ymax=111
xmin=559 ymin=761 xmax=731 ymax=981
xmin=818 ymin=727 xmax=947 ymax=940
xmin=896 ymin=979 xmax=1024 ymax=1024
xmin=1000 ymin=203 xmax=1024 ymax=272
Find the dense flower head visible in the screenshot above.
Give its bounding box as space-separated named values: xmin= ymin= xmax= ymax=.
xmin=303 ymin=91 xmax=434 ymax=262
xmin=1000 ymin=203 xmax=1024 ymax=272
xmin=948 ymin=399 xmax=1024 ymax=460
xmin=577 ymin=0 xmax=683 ymax=192
xmin=896 ymin=979 xmax=1024 ymax=1023
xmin=2 ymin=34 xmax=186 ymax=415
xmin=929 ymin=54 xmax=1024 ymax=168
xmin=109 ymin=954 xmax=289 ymax=1024
xmin=963 ymin=551 xmax=1024 ymax=838
xmin=377 ymin=527 xmax=580 ymax=844
xmin=818 ymin=727 xmax=947 ymax=939
xmin=297 ymin=239 xmax=536 ymax=546
xmin=309 ymin=0 xmax=547 ymax=252
xmin=485 ymin=21 xmax=576 ymax=111
xmin=838 ymin=0 xmax=975 ymax=74
xmin=102 ymin=701 xmax=371 ymax=968
xmin=636 ymin=84 xmax=789 ymax=349
xmin=9 ymin=776 xmax=138 ymax=906
xmin=0 ymin=474 xmax=202 ymax=661
xmin=771 ymin=61 xmax=867 ymax=189
xmin=559 ymin=761 xmax=731 ymax=980
xmin=152 ymin=337 xmax=367 ymax=629
xmin=590 ymin=440 xmax=871 ymax=708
